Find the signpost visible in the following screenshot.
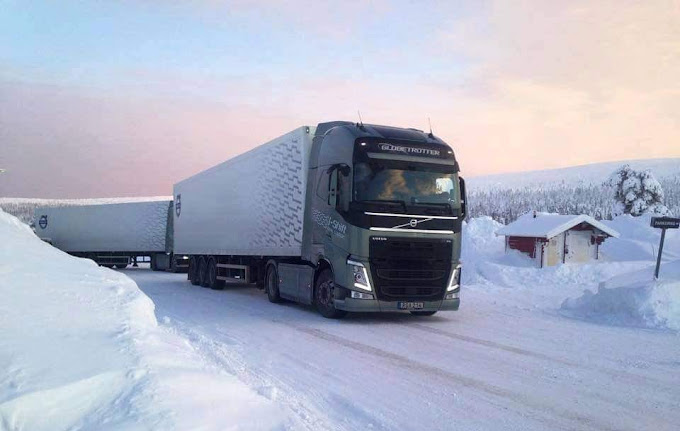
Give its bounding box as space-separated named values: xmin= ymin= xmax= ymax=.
xmin=650 ymin=217 xmax=680 ymax=279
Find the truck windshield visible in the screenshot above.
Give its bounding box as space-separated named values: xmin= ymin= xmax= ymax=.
xmin=353 ymin=161 xmax=458 ymax=209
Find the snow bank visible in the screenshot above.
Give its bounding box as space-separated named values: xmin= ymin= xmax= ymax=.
xmin=560 ymin=262 xmax=680 ymax=331
xmin=601 ymin=214 xmax=680 ymax=262
xmin=461 ymin=215 xmax=654 ymax=309
xmin=0 ymin=208 xmax=286 ymax=430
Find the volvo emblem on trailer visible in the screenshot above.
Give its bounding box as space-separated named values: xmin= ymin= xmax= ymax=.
xmin=39 ymin=215 xmax=48 ymax=229
xmin=409 ymin=219 xmax=418 ymax=228
xmin=175 ymin=194 xmax=181 ymax=217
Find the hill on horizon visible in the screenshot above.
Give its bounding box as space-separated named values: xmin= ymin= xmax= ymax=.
xmin=467 ymin=157 xmax=680 ymax=192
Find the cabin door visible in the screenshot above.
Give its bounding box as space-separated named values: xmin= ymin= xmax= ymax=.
xmin=565 ymin=230 xmax=591 ymax=263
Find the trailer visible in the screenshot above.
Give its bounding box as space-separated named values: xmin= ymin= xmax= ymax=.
xmin=34 ymin=200 xmax=188 ymax=271
xmin=174 ymin=121 xmax=465 ymax=318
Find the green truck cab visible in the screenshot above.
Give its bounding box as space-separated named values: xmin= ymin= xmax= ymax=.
xmin=305 ymin=122 xmax=464 ymax=317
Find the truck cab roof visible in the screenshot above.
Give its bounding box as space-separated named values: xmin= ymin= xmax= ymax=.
xmin=316 ymin=121 xmax=450 ymax=148
xmin=312 ymin=121 xmax=458 ymax=170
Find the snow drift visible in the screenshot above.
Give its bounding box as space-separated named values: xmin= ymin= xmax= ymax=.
xmin=0 ymin=208 xmax=286 ymax=430
xmin=560 ymin=262 xmax=680 ymax=331
xmin=461 ymin=214 xmax=679 ymax=316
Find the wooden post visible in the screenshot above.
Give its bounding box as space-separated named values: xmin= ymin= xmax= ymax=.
xmin=650 ymin=217 xmax=679 ymax=280
xmin=654 ymin=228 xmax=666 ymax=280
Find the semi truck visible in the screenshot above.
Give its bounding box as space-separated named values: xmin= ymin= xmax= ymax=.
xmin=174 ymin=121 xmax=465 ymax=318
xmin=34 ymin=200 xmax=188 ymax=271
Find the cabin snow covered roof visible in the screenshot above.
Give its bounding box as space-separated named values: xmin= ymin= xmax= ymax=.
xmin=496 ymin=212 xmax=620 ymax=239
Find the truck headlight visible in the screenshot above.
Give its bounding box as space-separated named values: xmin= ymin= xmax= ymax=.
xmin=447 ymin=264 xmax=462 ymax=292
xmin=347 ymin=259 xmax=372 ymax=292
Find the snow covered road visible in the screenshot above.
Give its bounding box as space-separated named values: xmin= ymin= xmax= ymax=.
xmin=126 ymin=268 xmax=680 ymax=431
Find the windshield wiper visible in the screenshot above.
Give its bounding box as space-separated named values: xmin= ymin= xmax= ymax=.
xmin=409 ymin=201 xmax=453 ymax=215
xmin=358 ymin=200 xmax=407 ymax=212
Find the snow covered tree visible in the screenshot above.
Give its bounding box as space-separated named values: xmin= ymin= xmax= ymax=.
xmin=604 ymin=165 xmax=670 ymax=216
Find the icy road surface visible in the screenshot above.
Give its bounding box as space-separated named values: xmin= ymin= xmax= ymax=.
xmin=126 ymin=268 xmax=680 ymax=431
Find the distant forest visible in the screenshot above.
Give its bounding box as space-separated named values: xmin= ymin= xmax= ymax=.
xmin=467 ymin=175 xmax=680 ymax=223
xmin=2 ymin=176 xmax=679 ymax=227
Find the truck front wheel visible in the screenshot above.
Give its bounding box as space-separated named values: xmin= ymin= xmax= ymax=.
xmin=314 ymin=269 xmax=347 ymax=319
xmin=265 ymin=264 xmax=281 ymax=303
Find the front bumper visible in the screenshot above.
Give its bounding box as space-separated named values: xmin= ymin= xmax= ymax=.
xmin=334 ymin=284 xmax=460 ymax=312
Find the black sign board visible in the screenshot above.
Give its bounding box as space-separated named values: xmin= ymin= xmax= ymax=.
xmin=650 ymin=217 xmax=679 ymax=279
xmin=651 ymin=217 xmax=680 ymax=229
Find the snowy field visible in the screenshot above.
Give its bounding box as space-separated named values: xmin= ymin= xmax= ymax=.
xmin=466 ymin=157 xmax=680 ymax=191
xmin=1 ymin=206 xmax=679 ymax=430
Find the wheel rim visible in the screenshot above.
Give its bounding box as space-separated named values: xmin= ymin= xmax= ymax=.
xmin=317 ymin=280 xmax=332 ymax=307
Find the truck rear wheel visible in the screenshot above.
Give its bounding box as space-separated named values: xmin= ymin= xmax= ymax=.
xmin=198 ymin=256 xmax=209 ymax=287
xmin=265 ymin=264 xmax=281 ymax=303
xmin=207 ymin=258 xmax=224 ymax=290
xmin=189 ymin=256 xmax=200 ymax=285
xmin=314 ymin=269 xmax=347 ymax=319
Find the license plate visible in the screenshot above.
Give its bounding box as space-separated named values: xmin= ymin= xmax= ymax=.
xmin=398 ymin=301 xmax=424 ymax=310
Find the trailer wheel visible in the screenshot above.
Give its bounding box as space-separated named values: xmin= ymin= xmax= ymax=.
xmin=265 ymin=263 xmax=281 ymax=303
xmin=207 ymin=258 xmax=224 ymax=290
xmin=410 ymin=311 xmax=437 ymax=317
xmin=198 ymin=256 xmax=209 ymax=287
xmin=189 ymin=256 xmax=200 ymax=285
xmin=314 ymin=269 xmax=347 ymax=319
xmin=115 ymin=263 xmax=128 ymax=269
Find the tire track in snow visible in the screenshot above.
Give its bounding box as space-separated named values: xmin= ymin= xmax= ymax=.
xmin=406 ymin=323 xmax=675 ymax=392
xmin=280 ymin=321 xmax=651 ymax=431
xmin=158 ymin=319 xmax=340 ymax=431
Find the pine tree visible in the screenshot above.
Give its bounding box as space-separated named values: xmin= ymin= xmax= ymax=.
xmin=604 ymin=165 xmax=670 ymax=216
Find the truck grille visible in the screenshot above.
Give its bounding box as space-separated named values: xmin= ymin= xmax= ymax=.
xmin=369 ymin=237 xmax=452 ymax=301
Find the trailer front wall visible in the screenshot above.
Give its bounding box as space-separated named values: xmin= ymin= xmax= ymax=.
xmin=173 ymin=127 xmax=314 ymax=257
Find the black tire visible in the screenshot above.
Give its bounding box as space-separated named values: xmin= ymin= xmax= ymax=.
xmin=102 ymin=264 xmax=114 ymax=269
xmin=208 ymin=258 xmax=224 ymax=290
xmin=189 ymin=256 xmax=200 ymax=285
xmin=115 ymin=263 xmax=128 ymax=269
xmin=410 ymin=311 xmax=437 ymax=316
xmin=198 ymin=256 xmax=209 ymax=287
xmin=314 ymin=269 xmax=347 ymax=319
xmin=170 ymin=254 xmax=182 ymax=273
xmin=266 ymin=263 xmax=281 ymax=303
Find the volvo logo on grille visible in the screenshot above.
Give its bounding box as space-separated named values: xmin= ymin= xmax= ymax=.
xmin=390 ymin=217 xmax=435 ymax=230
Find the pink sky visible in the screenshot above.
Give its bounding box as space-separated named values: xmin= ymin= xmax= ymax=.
xmin=1 ymin=1 xmax=678 ymax=198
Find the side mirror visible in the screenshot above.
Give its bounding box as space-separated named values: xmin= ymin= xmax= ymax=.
xmin=337 ymin=166 xmax=351 ymax=213
xmin=459 ymin=176 xmax=467 ymax=219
